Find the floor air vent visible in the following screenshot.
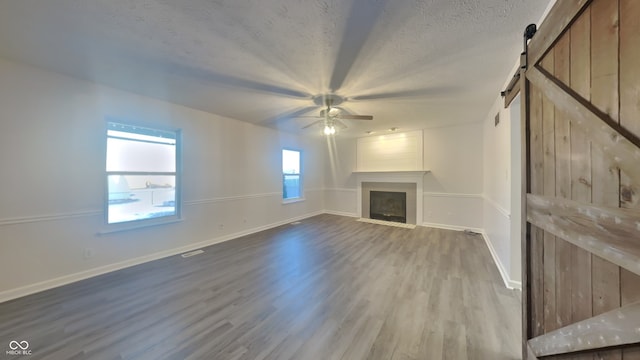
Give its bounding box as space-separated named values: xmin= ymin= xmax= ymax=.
xmin=181 ymin=249 xmax=204 ymax=258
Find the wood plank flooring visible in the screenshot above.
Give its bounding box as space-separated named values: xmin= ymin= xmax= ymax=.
xmin=0 ymin=214 xmax=522 ymax=359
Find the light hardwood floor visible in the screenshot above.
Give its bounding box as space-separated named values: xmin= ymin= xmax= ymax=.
xmin=0 ymin=214 xmax=522 ymax=359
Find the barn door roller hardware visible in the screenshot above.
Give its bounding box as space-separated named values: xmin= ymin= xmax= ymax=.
xmin=500 ymin=24 xmax=537 ymax=106
xmin=522 ymin=24 xmax=537 ymax=69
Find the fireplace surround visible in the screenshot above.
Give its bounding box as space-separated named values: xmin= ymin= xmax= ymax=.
xmin=354 ymin=171 xmax=427 ymax=226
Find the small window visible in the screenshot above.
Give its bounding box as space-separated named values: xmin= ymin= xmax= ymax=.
xmin=282 ymin=149 xmax=302 ymax=200
xmin=106 ymin=122 xmax=181 ymax=225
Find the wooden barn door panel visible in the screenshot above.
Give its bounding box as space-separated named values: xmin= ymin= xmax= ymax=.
xmin=521 ymin=0 xmax=640 ymax=359
xmin=619 ymin=1 xmax=640 ymax=359
xmin=567 ymin=10 xmax=592 ymax=351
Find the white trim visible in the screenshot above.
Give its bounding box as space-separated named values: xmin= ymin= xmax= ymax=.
xmin=0 ymin=210 xmax=323 ymax=303
xmin=420 ymin=221 xmax=520 ymax=290
xmin=282 ymin=197 xmax=306 ymax=204
xmin=423 ymin=192 xmax=484 ymax=199
xmin=185 ymin=192 xmax=281 ymax=206
xmin=480 ymin=230 xmax=522 ymax=290
xmin=0 ymin=210 xmax=103 ymax=226
xmin=0 ymin=209 xmax=520 ymax=302
xmin=324 ymin=188 xmax=357 ymax=193
xmin=324 ymin=210 xmax=358 ymax=217
xmin=0 ymin=190 xmax=327 ymax=226
xmin=305 ymin=188 xmax=324 ymax=193
xmin=421 ymin=222 xmax=484 ymax=233
xmin=483 ymin=196 xmax=511 ymax=218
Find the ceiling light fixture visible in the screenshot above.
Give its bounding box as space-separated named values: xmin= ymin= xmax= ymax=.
xmin=324 ymin=125 xmax=336 ymax=135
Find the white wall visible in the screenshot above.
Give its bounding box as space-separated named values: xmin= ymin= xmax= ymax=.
xmin=0 ymin=58 xmax=325 ymax=300
xmin=324 ymin=137 xmax=359 ymax=216
xmin=356 ymin=130 xmax=423 ymax=171
xmin=422 ymin=123 xmax=484 ymax=230
xmin=482 ymin=69 xmax=522 ymax=289
xmin=325 ymin=124 xmax=484 ymax=231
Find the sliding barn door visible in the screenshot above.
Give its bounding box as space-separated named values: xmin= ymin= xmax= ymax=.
xmin=521 ymin=0 xmax=640 ymax=359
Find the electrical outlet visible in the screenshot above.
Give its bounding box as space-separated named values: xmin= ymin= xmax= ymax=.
xmin=83 ymin=248 xmax=95 ymax=259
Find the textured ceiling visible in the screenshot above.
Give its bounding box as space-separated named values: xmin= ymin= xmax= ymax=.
xmin=0 ymin=0 xmax=551 ymax=137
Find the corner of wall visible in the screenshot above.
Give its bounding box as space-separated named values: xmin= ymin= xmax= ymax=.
xmin=480 ymin=230 xmax=522 ymax=290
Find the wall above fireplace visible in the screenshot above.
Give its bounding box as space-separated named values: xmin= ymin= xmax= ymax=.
xmin=355 ymin=130 xmax=424 ymax=172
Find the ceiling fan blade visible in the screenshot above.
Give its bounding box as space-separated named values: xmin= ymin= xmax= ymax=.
xmin=348 ymin=87 xmax=457 ymax=101
xmin=166 ymin=62 xmax=313 ymax=99
xmin=336 ymin=114 xmax=373 ymax=120
xmin=334 ymin=119 xmax=348 ymax=129
xmin=328 ymin=0 xmax=389 ymax=92
xmin=262 ymin=106 xmax=318 ymax=125
xmin=302 ymin=120 xmax=324 ymax=129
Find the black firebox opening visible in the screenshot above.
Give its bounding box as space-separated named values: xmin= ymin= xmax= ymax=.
xmin=369 ymin=191 xmax=407 ymax=223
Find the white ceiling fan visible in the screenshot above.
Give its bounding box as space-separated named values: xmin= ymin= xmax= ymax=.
xmin=298 ymin=95 xmax=373 ymax=135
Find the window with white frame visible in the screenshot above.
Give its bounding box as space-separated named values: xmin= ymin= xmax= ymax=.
xmin=106 ymin=121 xmax=181 ymax=225
xmin=282 ymin=149 xmax=302 ymax=200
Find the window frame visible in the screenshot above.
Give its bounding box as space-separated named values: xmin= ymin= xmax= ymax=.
xmin=282 ymin=148 xmax=304 ymax=203
xmin=104 ymin=120 xmax=183 ymax=230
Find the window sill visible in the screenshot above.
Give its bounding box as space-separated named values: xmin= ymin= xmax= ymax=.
xmin=282 ymin=197 xmax=305 ymax=204
xmin=98 ymin=217 xmax=184 ymax=235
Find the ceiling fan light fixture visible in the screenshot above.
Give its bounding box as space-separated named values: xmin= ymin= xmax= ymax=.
xmin=299 ymin=94 xmax=374 ymax=134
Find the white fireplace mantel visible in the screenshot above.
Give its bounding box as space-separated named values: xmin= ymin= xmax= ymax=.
xmin=354 ymin=170 xmax=428 ymax=225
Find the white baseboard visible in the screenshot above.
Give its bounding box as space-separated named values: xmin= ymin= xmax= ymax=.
xmin=323 ymin=210 xmax=358 ymax=218
xmin=1 ymin=210 xmax=519 ymax=302
xmin=421 ymin=221 xmax=483 ymax=233
xmin=0 ymin=211 xmax=323 ymax=303
xmin=480 ymin=231 xmax=522 ymax=290
xmin=483 ymin=196 xmax=511 ymax=218
xmin=421 ymin=221 xmax=521 ymax=290
xmin=332 ymin=215 xmax=520 ymax=290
